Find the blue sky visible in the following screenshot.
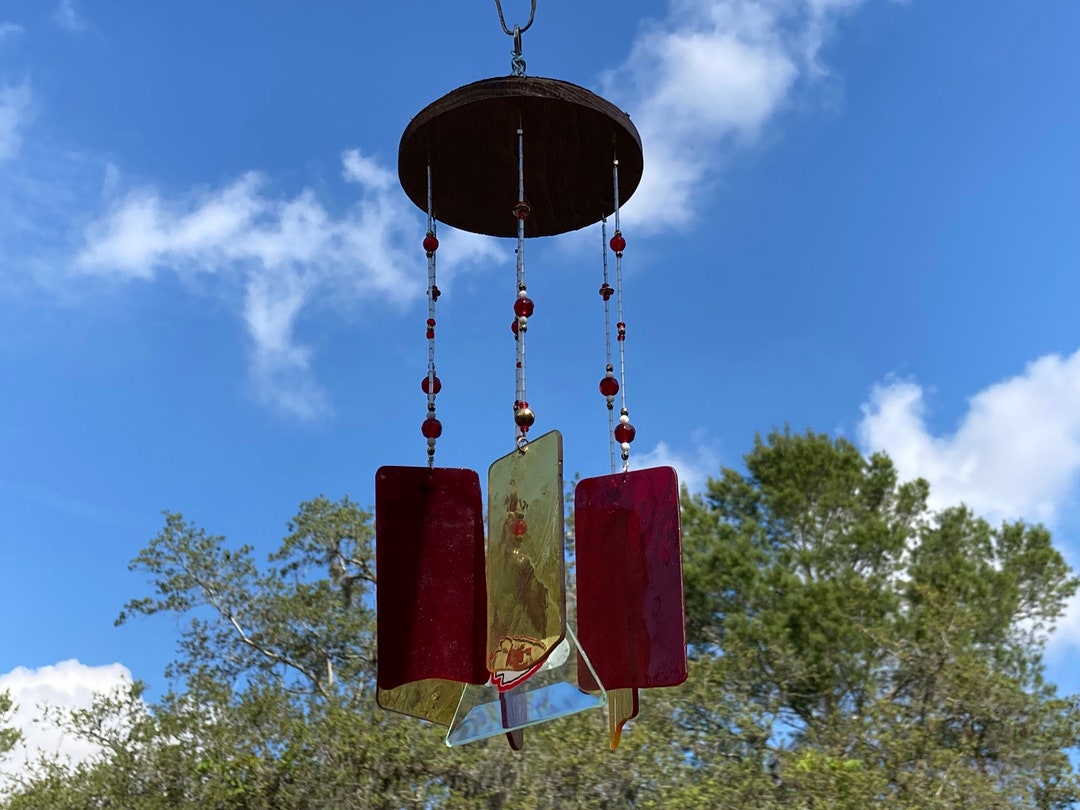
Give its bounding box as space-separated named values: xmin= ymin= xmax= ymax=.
xmin=2 ymin=0 xmax=1080 ymax=770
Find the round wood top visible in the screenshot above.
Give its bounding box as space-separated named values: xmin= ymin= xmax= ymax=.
xmin=398 ymin=76 xmax=643 ymax=238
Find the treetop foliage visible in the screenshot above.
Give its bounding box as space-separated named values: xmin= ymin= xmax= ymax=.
xmin=5 ymin=429 xmax=1079 ymax=808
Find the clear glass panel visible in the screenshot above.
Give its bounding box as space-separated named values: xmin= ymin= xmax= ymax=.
xmin=375 ymin=466 xmax=487 ymax=704
xmin=446 ymin=626 xmax=606 ymax=747
xmin=485 ymin=431 xmax=566 ymax=679
xmin=575 ymin=467 xmax=688 ymax=689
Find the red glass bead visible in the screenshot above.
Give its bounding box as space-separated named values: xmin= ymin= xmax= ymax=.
xmin=513 ymin=201 xmax=531 ymax=220
xmin=430 ymin=285 xmax=441 ymax=301
xmin=513 ymin=297 xmax=534 ymax=318
xmin=599 ymin=377 xmax=620 ymax=397
xmin=511 ymin=518 xmax=528 ymax=537
xmin=426 ymin=318 xmax=436 ymax=327
xmin=421 ymin=376 xmax=442 ymax=395
xmin=599 ymin=283 xmax=614 ymax=301
xmin=614 ymin=423 xmax=636 ymax=444
xmin=511 ymin=320 xmax=519 ymax=335
xmin=421 ymin=418 xmax=443 ymax=439
xmin=610 ymin=232 xmax=626 ymax=254
xmin=426 ymin=329 xmax=435 ymax=340
xmin=423 ymin=233 xmax=439 ymax=253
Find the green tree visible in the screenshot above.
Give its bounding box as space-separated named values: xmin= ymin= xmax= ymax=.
xmin=5 ymin=432 xmax=1079 ymax=808
xmin=679 ymin=428 xmax=1080 ymax=808
xmin=0 ymin=690 xmax=18 ymax=759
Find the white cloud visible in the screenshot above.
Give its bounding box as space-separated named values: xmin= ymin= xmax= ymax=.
xmin=342 ymin=148 xmax=395 ymax=191
xmin=8 ymin=0 xmax=886 ymax=413
xmin=53 ymin=0 xmax=84 ymax=33
xmin=0 ymin=83 xmax=31 ymax=162
xmin=0 ymin=660 xmax=133 ymax=786
xmin=803 ymin=0 xmax=865 ymax=76
xmin=858 ymin=351 xmax=1080 ymax=525
xmin=1049 ymin=588 xmax=1080 ymax=659
xmin=0 ymin=23 xmax=25 ymax=41
xmin=243 ymin=269 xmax=329 ymax=419
xmin=857 ymin=352 xmax=1080 ymax=657
xmin=605 ymin=0 xmax=870 ymax=231
xmin=631 ymin=432 xmax=721 ymax=494
xmin=77 ymin=151 xmax=503 ymax=419
xmin=0 ymin=145 xmax=106 ymax=303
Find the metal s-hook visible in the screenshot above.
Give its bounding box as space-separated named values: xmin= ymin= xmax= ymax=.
xmin=493 ymin=0 xmax=537 ymax=36
xmin=493 ymin=0 xmax=537 ymax=76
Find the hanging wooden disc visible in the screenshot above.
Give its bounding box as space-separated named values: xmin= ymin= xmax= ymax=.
xmin=398 ymin=76 xmax=643 ymax=238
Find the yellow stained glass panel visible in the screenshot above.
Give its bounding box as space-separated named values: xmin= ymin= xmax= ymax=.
xmin=376 ymin=679 xmax=465 ymax=727
xmin=485 ymin=430 xmax=565 ymax=677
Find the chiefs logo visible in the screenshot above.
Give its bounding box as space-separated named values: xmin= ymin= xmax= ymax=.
xmin=488 ymin=634 xmax=548 ymax=691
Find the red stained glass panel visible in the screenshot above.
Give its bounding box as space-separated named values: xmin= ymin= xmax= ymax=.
xmin=375 ymin=466 xmax=487 ymax=691
xmin=575 ymin=467 xmax=687 ymax=689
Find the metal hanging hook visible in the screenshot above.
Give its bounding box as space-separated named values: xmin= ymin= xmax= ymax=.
xmin=493 ymin=0 xmax=536 ymax=76
xmin=493 ymin=0 xmax=537 ymax=36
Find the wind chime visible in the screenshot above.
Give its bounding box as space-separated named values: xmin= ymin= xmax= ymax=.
xmin=375 ymin=1 xmax=687 ymax=751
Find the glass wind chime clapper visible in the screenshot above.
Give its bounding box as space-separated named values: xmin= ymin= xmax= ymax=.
xmin=374 ymin=466 xmax=488 ymax=725
xmin=575 ymin=466 xmax=688 ymax=748
xmin=446 ymin=430 xmax=608 ymax=747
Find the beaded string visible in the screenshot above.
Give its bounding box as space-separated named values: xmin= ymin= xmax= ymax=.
xmin=512 ymin=124 xmax=535 ymax=448
xmin=600 ymin=169 xmax=639 ymax=755
xmin=420 ymin=161 xmax=443 ymax=467
xmin=598 ymin=215 xmax=617 ymax=474
xmin=610 ymin=156 xmax=635 ymax=471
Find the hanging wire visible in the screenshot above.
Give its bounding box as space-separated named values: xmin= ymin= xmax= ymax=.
xmin=423 ymin=161 xmax=441 ymax=468
xmin=612 ymin=156 xmax=633 ymax=472
xmin=601 ymin=216 xmax=616 ymax=474
xmin=493 ymin=0 xmax=537 ymax=76
xmin=513 ymin=125 xmax=531 ymax=450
